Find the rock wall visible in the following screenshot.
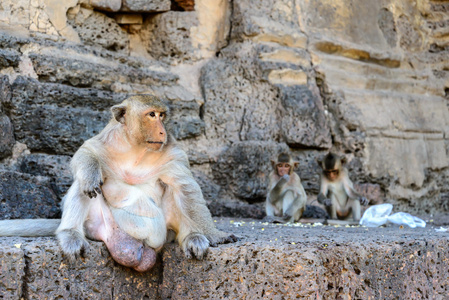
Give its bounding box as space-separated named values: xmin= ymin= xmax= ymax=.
xmin=0 ymin=0 xmax=448 ymax=218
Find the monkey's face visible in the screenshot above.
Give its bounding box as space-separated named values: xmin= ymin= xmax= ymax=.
xmin=137 ymin=109 xmax=167 ymax=151
xmin=324 ymin=169 xmax=340 ymax=181
xmin=276 ymin=163 xmax=291 ymax=177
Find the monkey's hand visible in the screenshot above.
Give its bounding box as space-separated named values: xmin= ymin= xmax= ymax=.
xmin=317 ymin=193 xmax=332 ymax=207
xmin=281 ymin=174 xmax=290 ymax=182
xmin=323 ymin=198 xmax=332 ymax=206
xmin=80 ymin=176 xmax=103 ymax=199
xmin=359 ymin=196 xmax=369 ymax=206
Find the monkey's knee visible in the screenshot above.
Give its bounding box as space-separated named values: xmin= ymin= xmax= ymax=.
xmin=182 ymin=233 xmax=209 ymax=260
xmin=57 ymin=229 xmax=89 ymax=261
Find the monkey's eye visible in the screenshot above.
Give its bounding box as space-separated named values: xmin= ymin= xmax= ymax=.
xmin=160 ymin=112 xmax=165 ymax=120
xmin=148 ymin=112 xmax=156 ymax=118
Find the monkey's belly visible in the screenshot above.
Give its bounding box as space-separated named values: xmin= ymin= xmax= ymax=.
xmin=101 ymin=179 xmax=167 ymax=248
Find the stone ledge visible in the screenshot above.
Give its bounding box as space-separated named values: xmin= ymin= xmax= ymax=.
xmin=1 ymin=218 xmax=448 ymax=299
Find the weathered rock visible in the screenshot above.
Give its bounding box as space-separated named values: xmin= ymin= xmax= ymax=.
xmin=200 ymin=42 xmax=282 ymax=146
xmin=67 ymin=8 xmax=129 ymax=53
xmin=2 ymin=219 xmax=448 ymax=299
xmin=141 ymin=11 xmax=201 ymax=63
xmin=0 ymin=237 xmax=161 ymax=299
xmin=121 ymin=0 xmax=171 ymax=12
xmin=212 ymin=141 xmax=289 ymax=200
xmin=90 ymin=0 xmax=121 ymax=12
xmin=29 ymin=52 xmax=178 ymax=89
xmin=5 ymin=77 xmax=117 ymax=155
xmin=0 ymin=114 xmax=14 ymax=159
xmin=279 ymin=85 xmax=331 ymax=148
xmin=161 ymin=219 xmax=449 ymax=299
xmin=0 ymin=171 xmax=60 ymax=219
xmin=0 ymin=242 xmax=24 ymax=299
xmin=19 ymin=154 xmax=72 ymax=199
xmin=0 ymin=48 xmax=20 ymax=69
xmin=232 ymin=0 xmax=306 ymax=47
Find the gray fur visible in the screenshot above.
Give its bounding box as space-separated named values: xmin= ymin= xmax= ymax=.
xmin=0 ymin=219 xmax=60 ymax=236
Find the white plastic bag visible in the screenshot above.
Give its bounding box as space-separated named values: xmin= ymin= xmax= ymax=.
xmin=359 ymin=204 xmax=426 ymax=228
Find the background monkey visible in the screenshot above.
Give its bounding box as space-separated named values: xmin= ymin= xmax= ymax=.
xmin=317 ymin=152 xmax=368 ymax=223
xmin=266 ymin=153 xmax=307 ymax=222
xmin=0 ymin=95 xmax=237 ymax=272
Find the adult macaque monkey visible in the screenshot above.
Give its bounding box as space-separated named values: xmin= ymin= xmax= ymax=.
xmin=266 ymin=153 xmax=307 ymax=222
xmin=0 ymin=95 xmax=237 ymax=272
xmin=317 ymin=152 xmax=368 ymax=223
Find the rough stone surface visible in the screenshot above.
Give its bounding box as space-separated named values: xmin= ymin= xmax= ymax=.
xmin=67 ymin=8 xmax=129 ymax=53
xmin=212 ymin=141 xmax=289 ymax=201
xmin=19 ymin=154 xmax=72 ymax=199
xmin=0 ymin=171 xmax=60 ymax=219
xmin=121 ymin=0 xmax=171 ymax=12
xmin=0 ymin=237 xmax=161 ymax=299
xmin=141 ymin=11 xmax=201 ymax=63
xmin=1 ymin=218 xmax=447 ymax=299
xmin=0 ymin=0 xmax=447 ymax=220
xmin=90 ymin=0 xmax=121 ymax=12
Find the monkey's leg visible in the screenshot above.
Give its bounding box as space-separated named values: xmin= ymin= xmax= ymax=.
xmin=85 ymin=199 xmax=157 ymax=272
xmin=326 ymin=193 xmax=343 ymax=220
xmin=349 ymin=198 xmax=361 ymax=221
xmin=282 ymin=191 xmax=305 ymax=222
xmin=56 ymin=182 xmax=91 ymax=260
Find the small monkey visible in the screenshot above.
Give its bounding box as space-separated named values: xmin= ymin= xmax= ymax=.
xmin=0 ymin=95 xmax=237 ymax=271
xmin=266 ymin=153 xmax=307 ymax=222
xmin=317 ymin=152 xmax=368 ymax=222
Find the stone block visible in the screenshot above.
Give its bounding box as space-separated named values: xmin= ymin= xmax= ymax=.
xmin=0 ymin=171 xmax=60 ymax=219
xmin=141 ymin=11 xmax=201 ymax=63
xmin=279 ymin=85 xmax=332 ymax=148
xmin=212 ymin=141 xmax=289 ymax=200
xmin=121 ymin=0 xmax=170 ymax=12
xmin=0 ymin=237 xmax=161 ymax=298
xmin=19 ymin=154 xmax=72 ymax=199
xmin=67 ymin=8 xmax=129 ymax=53
xmin=90 ymin=0 xmax=121 ymax=12
xmin=113 ymin=13 xmax=143 ymax=24
xmin=0 ymin=243 xmax=25 ymax=299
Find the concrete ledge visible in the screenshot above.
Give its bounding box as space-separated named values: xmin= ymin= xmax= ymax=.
xmin=1 ymin=218 xmax=448 ymax=299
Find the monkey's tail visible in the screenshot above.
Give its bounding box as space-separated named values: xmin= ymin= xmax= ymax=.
xmin=0 ymin=219 xmax=60 ymax=236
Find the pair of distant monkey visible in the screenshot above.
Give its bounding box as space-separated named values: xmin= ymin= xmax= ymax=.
xmin=266 ymin=152 xmax=368 ymax=223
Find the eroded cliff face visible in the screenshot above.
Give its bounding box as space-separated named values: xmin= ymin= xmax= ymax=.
xmin=0 ymin=0 xmax=447 ymax=217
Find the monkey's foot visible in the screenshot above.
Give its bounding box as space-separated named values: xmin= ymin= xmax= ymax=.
xmin=57 ymin=229 xmax=90 ymax=262
xmin=182 ymin=233 xmax=209 ymax=260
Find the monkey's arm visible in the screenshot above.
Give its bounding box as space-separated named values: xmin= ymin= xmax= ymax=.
xmin=161 ymin=152 xmax=237 ymax=259
xmin=71 ymin=142 xmax=104 ymax=198
xmin=342 ymin=171 xmax=368 ymax=206
xmin=317 ymin=177 xmax=332 ymax=206
xmin=268 ymin=174 xmax=290 ymax=204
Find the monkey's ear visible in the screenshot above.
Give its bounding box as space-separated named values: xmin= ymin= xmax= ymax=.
xmin=271 ymin=159 xmax=276 ymax=169
xmin=293 ymin=162 xmax=299 ymax=169
xmin=111 ymin=104 xmax=127 ymax=124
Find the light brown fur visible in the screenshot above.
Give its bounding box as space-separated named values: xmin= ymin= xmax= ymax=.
xmin=265 ymin=153 xmax=307 ymax=222
xmin=0 ymin=95 xmax=237 ymax=272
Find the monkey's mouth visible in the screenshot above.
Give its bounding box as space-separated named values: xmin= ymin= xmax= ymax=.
xmin=147 ymin=141 xmax=164 ymax=144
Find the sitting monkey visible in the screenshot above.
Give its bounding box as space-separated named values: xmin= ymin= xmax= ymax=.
xmin=317 ymin=152 xmax=368 ymax=223
xmin=0 ymin=95 xmax=237 ymax=271
xmin=266 ymin=153 xmax=307 ymax=222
